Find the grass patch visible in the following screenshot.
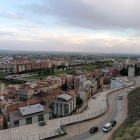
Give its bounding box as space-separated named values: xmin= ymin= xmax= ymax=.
xmin=4 ymin=82 xmax=17 ymax=87
xmin=80 ymin=65 xmax=97 ymax=70
xmin=23 ymin=70 xmax=72 ymax=80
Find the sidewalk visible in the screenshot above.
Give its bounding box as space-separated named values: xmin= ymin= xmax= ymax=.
xmin=76 ymin=102 xmax=88 ymax=114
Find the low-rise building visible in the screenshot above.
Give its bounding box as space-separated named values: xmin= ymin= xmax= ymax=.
xmin=111 ymin=77 xmax=128 ymax=89
xmin=78 ymin=80 xmax=97 ymax=101
xmin=10 ymin=104 xmax=52 ymax=128
xmin=109 ymin=68 xmax=120 ymax=77
xmin=17 ymin=88 xmax=34 ymax=102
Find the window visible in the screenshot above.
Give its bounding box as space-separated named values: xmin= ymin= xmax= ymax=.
xmin=26 ymin=117 xmax=32 ymax=125
xmin=14 ymin=120 xmax=19 ymax=127
xmin=38 ymin=114 xmax=44 ymax=121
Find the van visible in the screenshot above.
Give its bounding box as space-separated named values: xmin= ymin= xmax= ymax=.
xmin=103 ymin=123 xmax=112 ymax=132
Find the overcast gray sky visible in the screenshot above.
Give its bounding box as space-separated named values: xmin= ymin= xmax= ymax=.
xmin=0 ymin=0 xmax=140 ymax=53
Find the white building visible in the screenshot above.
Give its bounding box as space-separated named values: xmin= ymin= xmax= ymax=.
xmin=124 ymin=59 xmax=129 ymax=65
xmin=128 ymin=60 xmax=135 ymax=77
xmin=111 ymin=77 xmax=129 ymax=89
xmin=10 ymin=104 xmax=52 ymax=128
xmin=78 ymin=80 xmax=97 ymax=101
xmin=52 ymin=94 xmax=76 ymax=117
xmin=74 ymin=75 xmax=86 ymax=89
xmin=111 ymin=78 xmax=123 ymax=89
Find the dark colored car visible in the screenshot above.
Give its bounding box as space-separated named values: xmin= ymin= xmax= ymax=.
xmin=111 ymin=120 xmax=116 ymax=127
xmin=89 ymin=126 xmax=98 ymax=133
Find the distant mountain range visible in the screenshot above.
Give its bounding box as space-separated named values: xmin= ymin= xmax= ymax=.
xmin=0 ymin=49 xmax=139 ymax=55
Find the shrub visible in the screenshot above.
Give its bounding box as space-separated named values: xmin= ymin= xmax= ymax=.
xmin=115 ymin=129 xmax=125 ymax=138
xmin=122 ymin=132 xmax=133 ymax=140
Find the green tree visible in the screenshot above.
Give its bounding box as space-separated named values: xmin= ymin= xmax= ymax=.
xmin=60 ymin=83 xmax=67 ymax=91
xmin=57 ymin=65 xmax=66 ymax=70
xmin=76 ymin=96 xmax=83 ymax=106
xmin=120 ymin=67 xmax=128 ymax=76
xmin=52 ymin=66 xmax=54 ymax=74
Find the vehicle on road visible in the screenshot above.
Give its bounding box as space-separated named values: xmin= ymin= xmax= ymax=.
xmin=130 ymin=87 xmax=134 ymax=89
xmin=118 ymin=95 xmax=122 ymax=100
xmin=89 ymin=126 xmax=98 ymax=133
xmin=110 ymin=120 xmax=116 ymax=127
xmin=103 ymin=123 xmax=112 ymax=132
xmin=127 ymin=89 xmax=130 ymax=92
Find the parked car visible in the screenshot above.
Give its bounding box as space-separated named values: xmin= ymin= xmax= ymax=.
xmin=110 ymin=120 xmax=116 ymax=127
xmin=103 ymin=123 xmax=112 ymax=132
xmin=118 ymin=95 xmax=122 ymax=100
xmin=89 ymin=126 xmax=98 ymax=133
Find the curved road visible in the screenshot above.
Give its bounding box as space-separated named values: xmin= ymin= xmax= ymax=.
xmin=66 ymin=77 xmax=139 ymax=140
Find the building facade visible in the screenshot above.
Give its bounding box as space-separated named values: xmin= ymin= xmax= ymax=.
xmin=10 ymin=104 xmax=52 ymax=128
xmin=52 ymin=94 xmax=76 ymax=117
xmin=128 ymin=60 xmax=135 ymax=77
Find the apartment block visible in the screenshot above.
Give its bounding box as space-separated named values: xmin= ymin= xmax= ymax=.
xmin=52 ymin=94 xmax=76 ymax=117
xmin=0 ymin=64 xmax=16 ymax=73
xmin=17 ymin=89 xmax=34 ymax=102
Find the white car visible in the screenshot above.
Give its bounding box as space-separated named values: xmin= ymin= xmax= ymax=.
xmin=118 ymin=95 xmax=122 ymax=100
xmin=103 ymin=123 xmax=112 ymax=132
xmin=130 ymin=87 xmax=134 ymax=89
xmin=127 ymin=89 xmax=130 ymax=92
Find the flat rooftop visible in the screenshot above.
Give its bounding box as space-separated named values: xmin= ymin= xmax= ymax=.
xmin=10 ymin=105 xmax=51 ymax=120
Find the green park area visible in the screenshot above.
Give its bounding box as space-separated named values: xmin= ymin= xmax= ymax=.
xmin=80 ymin=65 xmax=97 ymax=70
xmin=23 ymin=70 xmax=72 ymax=80
xmin=4 ymin=82 xmax=17 ymax=87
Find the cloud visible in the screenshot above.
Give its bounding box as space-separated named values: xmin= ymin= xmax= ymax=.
xmin=0 ymin=31 xmax=16 ymax=36
xmin=14 ymin=24 xmax=40 ymax=31
xmin=0 ymin=31 xmax=140 ymax=53
xmin=0 ymin=11 xmax=25 ymax=20
xmin=20 ymin=0 xmax=140 ymax=30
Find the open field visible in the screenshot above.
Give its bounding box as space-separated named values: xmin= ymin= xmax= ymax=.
xmin=23 ymin=70 xmax=72 ymax=80
xmin=80 ymin=65 xmax=97 ymax=70
xmin=23 ymin=65 xmax=98 ymax=80
xmin=112 ymin=87 xmax=140 ymax=140
xmin=4 ymin=82 xmax=17 ymax=87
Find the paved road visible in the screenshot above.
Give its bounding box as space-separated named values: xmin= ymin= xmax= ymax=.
xmin=66 ymin=77 xmax=140 ymax=140
xmin=66 ymin=88 xmax=127 ymax=140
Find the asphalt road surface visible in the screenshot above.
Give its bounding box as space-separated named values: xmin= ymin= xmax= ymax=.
xmin=66 ymin=77 xmax=140 ymax=140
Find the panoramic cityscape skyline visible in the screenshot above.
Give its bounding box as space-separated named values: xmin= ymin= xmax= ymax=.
xmin=1 ymin=0 xmax=140 ymax=53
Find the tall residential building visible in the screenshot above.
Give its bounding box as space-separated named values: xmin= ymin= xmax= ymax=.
xmin=52 ymin=94 xmax=76 ymax=117
xmin=128 ymin=60 xmax=135 ymax=77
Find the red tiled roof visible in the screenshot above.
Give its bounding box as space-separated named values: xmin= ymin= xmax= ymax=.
xmin=28 ymin=98 xmax=41 ymax=105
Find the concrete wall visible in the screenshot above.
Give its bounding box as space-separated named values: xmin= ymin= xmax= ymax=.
xmin=19 ymin=119 xmax=26 ymax=126
xmin=11 ymin=112 xmax=50 ymax=128
xmin=32 ymin=116 xmax=38 ymax=123
xmin=44 ymin=113 xmax=49 ymax=120
xmin=111 ymin=79 xmax=123 ymax=89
